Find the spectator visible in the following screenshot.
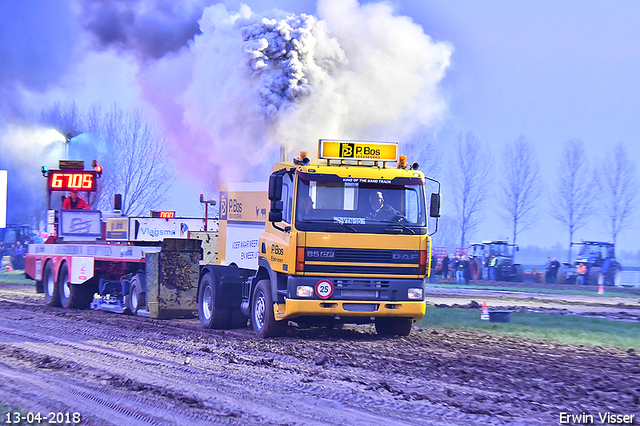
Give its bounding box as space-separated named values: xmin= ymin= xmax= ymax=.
xmin=549 ymin=257 xmax=561 ymax=284
xmin=12 ymin=242 xmax=25 ymax=270
xmin=429 ymin=254 xmax=437 ymax=283
xmin=441 ymin=253 xmax=450 ymax=280
xmin=462 ymin=255 xmax=471 ymax=285
xmin=456 ymin=255 xmax=465 ymax=285
xmin=63 ymin=189 xmax=90 ymax=210
xmin=483 ymin=253 xmax=490 ymax=281
xmin=489 ymin=255 xmax=498 ymax=281
xmin=576 ymin=263 xmax=587 ymax=285
xmin=544 ymin=257 xmax=551 ymax=284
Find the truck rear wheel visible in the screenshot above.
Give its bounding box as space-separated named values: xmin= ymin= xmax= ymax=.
xmin=43 ymin=261 xmax=60 ymax=307
xmin=58 ymin=262 xmax=93 ymax=309
xmin=198 ymin=272 xmax=230 ymax=328
xmin=251 ymin=280 xmax=286 ymax=338
xmin=375 ymin=317 xmax=413 ymax=337
xmin=125 ymin=275 xmax=142 ymax=315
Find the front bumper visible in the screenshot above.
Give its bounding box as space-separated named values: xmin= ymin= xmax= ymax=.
xmin=274 ymin=299 xmax=426 ymax=322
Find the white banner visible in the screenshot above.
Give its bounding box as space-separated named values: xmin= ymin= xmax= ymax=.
xmin=129 ymin=217 xmax=207 ymax=242
xmin=224 ymin=222 xmax=263 ymax=270
xmin=0 ymin=170 xmax=7 ymax=229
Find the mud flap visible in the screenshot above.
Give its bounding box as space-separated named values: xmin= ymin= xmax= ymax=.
xmin=147 ymin=238 xmax=202 ymax=319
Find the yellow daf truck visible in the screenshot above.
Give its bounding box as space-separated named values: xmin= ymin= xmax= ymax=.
xmin=239 ymin=140 xmax=441 ymax=337
xmin=25 ymin=140 xmax=440 ymax=338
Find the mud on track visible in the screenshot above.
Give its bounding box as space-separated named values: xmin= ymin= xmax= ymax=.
xmin=0 ymin=282 xmax=639 ymax=425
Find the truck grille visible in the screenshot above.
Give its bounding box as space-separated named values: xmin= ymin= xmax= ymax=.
xmin=302 ymin=247 xmax=422 ymax=275
xmin=305 ymin=264 xmax=420 ymax=275
xmin=305 ymin=248 xmax=419 ymax=264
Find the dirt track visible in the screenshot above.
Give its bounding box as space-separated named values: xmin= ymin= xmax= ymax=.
xmin=1 ymin=282 xmax=639 ymax=425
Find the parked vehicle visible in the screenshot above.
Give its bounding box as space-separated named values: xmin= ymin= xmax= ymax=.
xmin=468 ymin=241 xmax=523 ymax=282
xmin=557 ymin=241 xmax=621 ymax=286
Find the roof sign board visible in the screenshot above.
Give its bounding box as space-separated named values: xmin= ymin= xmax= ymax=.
xmin=318 ymin=139 xmax=398 ymax=162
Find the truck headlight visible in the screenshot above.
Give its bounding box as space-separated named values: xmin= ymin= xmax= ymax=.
xmin=408 ymin=287 xmax=423 ymax=300
xmin=296 ymin=285 xmax=314 ymax=297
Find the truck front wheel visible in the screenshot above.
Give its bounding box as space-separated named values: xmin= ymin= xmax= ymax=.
xmin=251 ymin=280 xmax=286 ymax=338
xmin=198 ymin=272 xmax=230 ymax=329
xmin=375 ymin=317 xmax=413 ymax=337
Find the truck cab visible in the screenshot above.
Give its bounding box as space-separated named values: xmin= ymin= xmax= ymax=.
xmin=245 ymin=140 xmax=441 ymax=337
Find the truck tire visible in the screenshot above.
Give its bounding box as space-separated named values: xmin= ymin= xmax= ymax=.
xmin=514 ymin=265 xmax=524 ymax=283
xmin=125 ymin=275 xmax=142 ymax=315
xmin=471 ymin=258 xmax=482 ymax=280
xmin=556 ymin=264 xmax=568 ymax=284
xmin=605 ymin=262 xmax=622 ymax=286
xmin=251 ymin=280 xmax=286 ymax=338
xmin=198 ymin=272 xmax=230 ymax=329
xmin=58 ymin=262 xmax=93 ymax=309
xmin=43 ymin=261 xmax=60 ymax=307
xmin=375 ymin=317 xmax=413 ymax=337
xmin=589 ymin=267 xmax=602 ymax=286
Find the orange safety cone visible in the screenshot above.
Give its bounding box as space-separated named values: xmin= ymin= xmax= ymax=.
xmin=481 ymin=301 xmax=490 ymax=321
xmin=598 ymin=284 xmax=604 ymax=295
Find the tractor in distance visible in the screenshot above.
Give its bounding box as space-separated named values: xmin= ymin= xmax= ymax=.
xmin=557 ymin=241 xmax=622 ymax=286
xmin=468 ymin=240 xmax=524 ymax=282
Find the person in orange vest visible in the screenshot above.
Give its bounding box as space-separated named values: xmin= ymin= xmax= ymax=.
xmin=576 ymin=263 xmax=587 ymax=285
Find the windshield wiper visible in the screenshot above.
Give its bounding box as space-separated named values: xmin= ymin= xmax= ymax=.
xmin=367 ymin=218 xmax=416 ymax=235
xmin=387 ymin=222 xmax=415 ymax=235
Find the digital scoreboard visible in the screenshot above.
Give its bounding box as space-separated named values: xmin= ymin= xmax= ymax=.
xmin=150 ymin=210 xmax=176 ymax=219
xmin=47 ymin=171 xmax=98 ymax=192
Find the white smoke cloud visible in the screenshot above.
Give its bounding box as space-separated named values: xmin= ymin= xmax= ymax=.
xmin=1 ymin=0 xmax=453 ymax=218
xmin=140 ymin=0 xmax=452 ymax=187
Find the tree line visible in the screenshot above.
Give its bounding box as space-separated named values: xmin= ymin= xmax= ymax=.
xmin=416 ymin=132 xmax=639 ymax=263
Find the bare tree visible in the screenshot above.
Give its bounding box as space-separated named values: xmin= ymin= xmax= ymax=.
xmin=498 ymin=136 xmax=541 ymax=247
xmin=550 ymin=139 xmax=592 ymax=262
xmin=96 ymin=104 xmax=174 ymax=216
xmin=449 ymin=132 xmax=493 ymax=248
xmin=404 ymin=127 xmax=441 ymax=179
xmin=596 ymin=143 xmax=638 ymax=246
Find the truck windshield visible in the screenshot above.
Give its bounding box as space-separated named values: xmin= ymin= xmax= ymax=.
xmin=295 ymin=174 xmax=427 ymax=234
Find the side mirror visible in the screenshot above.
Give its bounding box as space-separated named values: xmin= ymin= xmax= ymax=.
xmin=268 ymin=173 xmax=283 ymax=201
xmin=429 ymin=193 xmax=441 ymax=218
xmin=269 ymin=211 xmax=283 ymax=222
xmin=269 ymin=200 xmax=283 ymax=223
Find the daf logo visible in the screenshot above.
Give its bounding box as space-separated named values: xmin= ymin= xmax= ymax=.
xmin=392 ymin=253 xmax=419 ymax=260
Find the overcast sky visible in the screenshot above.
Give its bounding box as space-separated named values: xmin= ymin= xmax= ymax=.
xmin=1 ymin=0 xmax=638 ymax=254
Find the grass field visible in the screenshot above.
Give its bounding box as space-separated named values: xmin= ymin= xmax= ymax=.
xmin=0 ymin=271 xmax=31 ymax=284
xmin=426 ymin=282 xmax=637 ymax=298
xmin=418 ymin=306 xmax=640 ymax=351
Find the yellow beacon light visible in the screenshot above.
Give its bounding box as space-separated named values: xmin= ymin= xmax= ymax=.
xmin=398 ymin=155 xmax=407 ymax=169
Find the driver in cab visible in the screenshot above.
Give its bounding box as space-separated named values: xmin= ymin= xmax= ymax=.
xmin=63 ymin=188 xmax=90 ymax=210
xmin=368 ymin=191 xmax=400 ymax=221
